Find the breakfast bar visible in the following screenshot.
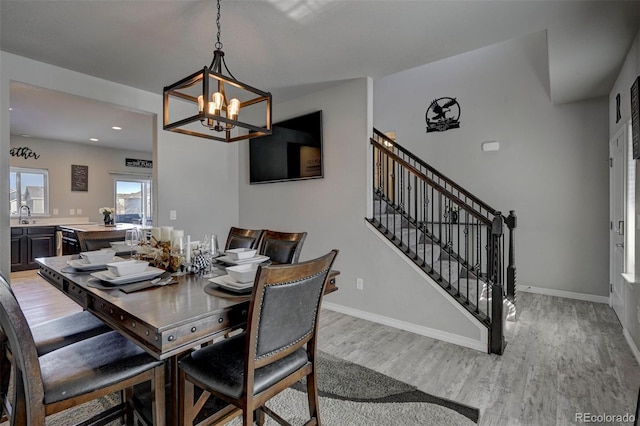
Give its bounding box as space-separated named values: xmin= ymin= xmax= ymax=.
xmin=58 ymin=223 xmax=141 ymax=255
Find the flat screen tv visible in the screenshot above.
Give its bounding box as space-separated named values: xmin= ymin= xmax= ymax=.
xmin=249 ymin=110 xmax=323 ymax=184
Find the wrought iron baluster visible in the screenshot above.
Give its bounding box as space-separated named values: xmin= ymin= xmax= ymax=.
xmin=369 ymin=131 xmax=514 ymax=354
xmin=413 ymin=175 xmax=420 ymax=259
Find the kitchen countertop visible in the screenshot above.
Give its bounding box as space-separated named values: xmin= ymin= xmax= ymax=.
xmin=10 ymin=217 xmax=94 ymax=228
xmin=57 ymin=223 xmax=142 ymax=232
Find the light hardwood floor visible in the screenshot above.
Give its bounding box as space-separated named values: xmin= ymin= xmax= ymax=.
xmin=10 ymin=270 xmax=640 ymax=425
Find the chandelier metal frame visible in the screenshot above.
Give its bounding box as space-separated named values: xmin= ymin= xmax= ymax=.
xmin=163 ymin=0 xmax=272 ymax=142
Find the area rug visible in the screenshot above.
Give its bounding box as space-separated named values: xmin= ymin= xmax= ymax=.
xmin=229 ymin=351 xmax=479 ymax=426
xmin=2 ymin=351 xmax=479 ymax=425
xmin=0 ymin=394 xmax=120 ymax=426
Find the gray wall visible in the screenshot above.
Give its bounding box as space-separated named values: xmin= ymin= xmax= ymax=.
xmin=374 ymin=31 xmax=610 ymax=299
xmin=10 ymin=136 xmax=151 ymax=223
xmin=0 ymin=51 xmax=240 ymax=274
xmin=239 ymin=78 xmax=485 ymax=348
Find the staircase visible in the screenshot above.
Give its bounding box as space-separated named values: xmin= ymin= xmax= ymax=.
xmin=367 ymin=129 xmax=516 ymax=355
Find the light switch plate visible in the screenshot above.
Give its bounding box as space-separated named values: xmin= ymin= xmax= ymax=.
xmin=76 ymin=208 xmax=82 ymax=214
xmin=69 ymin=209 xmax=75 ymax=215
xmin=170 ymin=210 xmax=177 ymax=220
xmin=53 ymin=208 xmax=59 ymax=215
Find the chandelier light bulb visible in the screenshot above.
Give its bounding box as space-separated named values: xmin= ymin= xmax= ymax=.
xmin=228 ymin=98 xmax=240 ymax=121
xmin=197 ymin=95 xmax=204 ymax=112
xmin=212 ymin=92 xmax=224 ymax=115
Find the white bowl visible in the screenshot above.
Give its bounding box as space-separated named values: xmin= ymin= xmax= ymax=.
xmin=226 ymin=263 xmax=259 ymax=283
xmin=225 ymin=248 xmax=257 ymax=261
xmin=106 ymin=260 xmax=149 ymax=276
xmin=80 ymin=249 xmax=116 ymax=264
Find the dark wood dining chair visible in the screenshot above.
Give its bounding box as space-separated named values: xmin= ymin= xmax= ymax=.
xmin=258 ymin=230 xmax=307 ymax=264
xmin=77 ymin=229 xmax=127 ymax=251
xmin=0 ymin=273 xmax=111 ymax=356
xmin=224 ymin=227 xmax=264 ymax=250
xmin=0 ymin=277 xmax=166 ymax=425
xmin=178 ymin=249 xmax=339 ymax=426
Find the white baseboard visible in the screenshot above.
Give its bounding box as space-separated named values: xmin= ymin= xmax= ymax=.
xmin=624 ymin=328 xmax=640 ymax=366
xmin=519 ymin=285 xmax=609 ymax=304
xmin=322 ymin=302 xmax=487 ymax=353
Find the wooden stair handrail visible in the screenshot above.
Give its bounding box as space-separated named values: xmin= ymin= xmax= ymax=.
xmin=371 ymin=139 xmax=492 ymax=225
xmin=372 ymin=129 xmax=498 ymax=216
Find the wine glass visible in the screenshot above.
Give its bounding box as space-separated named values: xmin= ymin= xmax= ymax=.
xmin=211 ymin=234 xmax=219 ymax=258
xmin=124 ymin=229 xmax=141 ymax=258
xmin=201 ymin=234 xmax=219 ymax=278
xmin=171 ymin=236 xmax=186 ymax=276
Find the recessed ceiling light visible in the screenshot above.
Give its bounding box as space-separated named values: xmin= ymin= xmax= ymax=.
xmin=90 ymin=138 xmax=99 ymax=142
xmin=112 ymin=126 xmax=122 ymax=130
xmin=8 ymin=107 xmax=13 ymax=111
xmin=20 ymin=134 xmax=31 ymax=138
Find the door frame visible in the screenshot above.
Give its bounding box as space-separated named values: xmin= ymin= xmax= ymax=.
xmin=610 ymin=123 xmax=631 ymax=324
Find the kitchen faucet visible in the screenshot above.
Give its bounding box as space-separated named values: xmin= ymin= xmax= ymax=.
xmin=19 ymin=205 xmax=31 ymax=224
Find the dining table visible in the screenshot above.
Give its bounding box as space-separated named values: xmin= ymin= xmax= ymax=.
xmin=35 ymin=254 xmax=339 ymax=425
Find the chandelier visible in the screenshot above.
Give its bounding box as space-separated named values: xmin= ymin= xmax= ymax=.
xmin=163 ymin=0 xmax=272 ymax=142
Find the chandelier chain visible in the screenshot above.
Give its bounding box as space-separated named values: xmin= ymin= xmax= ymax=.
xmin=215 ymin=0 xmax=222 ymax=50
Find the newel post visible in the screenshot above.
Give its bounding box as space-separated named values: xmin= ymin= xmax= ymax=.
xmin=505 ymin=210 xmax=517 ymax=303
xmin=489 ymin=212 xmax=505 ymax=355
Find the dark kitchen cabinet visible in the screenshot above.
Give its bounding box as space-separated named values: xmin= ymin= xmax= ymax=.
xmin=59 ymin=227 xmax=80 ymax=255
xmin=11 ymin=226 xmax=57 ymax=271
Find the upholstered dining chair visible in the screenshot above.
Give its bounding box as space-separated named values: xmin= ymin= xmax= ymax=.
xmin=257 ymin=230 xmax=307 ymax=264
xmin=178 ymin=249 xmax=339 ymax=426
xmin=0 ymin=273 xmax=111 ymax=356
xmin=224 ymin=227 xmax=264 ymax=250
xmin=0 ymin=277 xmax=166 ymax=425
xmin=77 ymin=229 xmax=127 ymax=252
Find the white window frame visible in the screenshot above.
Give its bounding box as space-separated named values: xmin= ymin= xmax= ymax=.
xmin=113 ymin=176 xmax=152 ymax=225
xmin=10 ymin=166 xmax=50 ymax=217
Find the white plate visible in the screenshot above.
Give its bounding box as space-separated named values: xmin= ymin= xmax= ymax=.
xmin=215 ymin=255 xmax=269 ymax=265
xmin=90 ymin=266 xmax=164 ymax=285
xmin=67 ymin=256 xmax=124 ymax=271
xmin=209 ymin=275 xmax=254 ymax=293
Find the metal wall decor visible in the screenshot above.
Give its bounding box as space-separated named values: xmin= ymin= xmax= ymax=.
xmin=426 ymin=97 xmax=461 ymax=133
xmin=10 ymin=146 xmax=40 ymax=160
xmin=126 ymin=158 xmax=153 ymax=168
xmin=163 ymin=0 xmax=272 ymax=142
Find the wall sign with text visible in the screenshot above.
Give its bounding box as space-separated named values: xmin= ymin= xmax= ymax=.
xmin=126 ymin=158 xmax=153 ymax=168
xmin=71 ymin=165 xmax=88 ymax=192
xmin=10 ymin=146 xmax=40 ymax=160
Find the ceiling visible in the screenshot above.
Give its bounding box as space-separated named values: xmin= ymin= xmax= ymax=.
xmin=2 ymin=0 xmax=639 ymax=152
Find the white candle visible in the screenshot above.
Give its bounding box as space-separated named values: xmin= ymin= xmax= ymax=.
xmin=186 ymin=235 xmax=191 ymax=263
xmin=161 ymin=226 xmax=173 ymax=242
xmin=171 ymin=229 xmax=184 ymax=241
xmin=151 ymin=227 xmax=161 ymax=241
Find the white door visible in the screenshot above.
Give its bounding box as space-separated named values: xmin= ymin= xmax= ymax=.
xmin=610 ymin=128 xmax=626 ymax=324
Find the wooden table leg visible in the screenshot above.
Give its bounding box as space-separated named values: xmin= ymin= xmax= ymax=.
xmin=170 ymin=356 xmax=179 ymax=426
